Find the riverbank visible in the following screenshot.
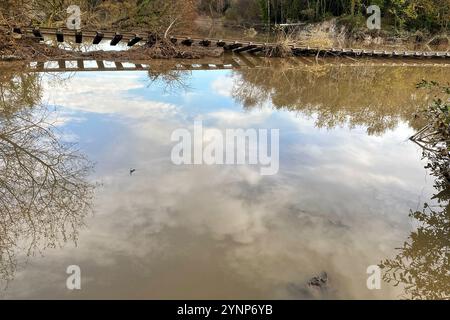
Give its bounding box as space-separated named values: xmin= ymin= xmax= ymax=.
xmin=192 ymin=16 xmax=450 ymax=53
xmin=1 ymin=22 xmax=449 ymax=62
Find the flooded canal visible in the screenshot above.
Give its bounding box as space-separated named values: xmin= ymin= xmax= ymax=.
xmin=0 ymin=57 xmax=449 ymax=299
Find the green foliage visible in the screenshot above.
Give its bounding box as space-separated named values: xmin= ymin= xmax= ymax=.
xmin=337 ymin=14 xmax=367 ymax=31
xmin=1 ymin=0 xmax=448 ymax=32
xmin=218 ymin=0 xmax=449 ymax=32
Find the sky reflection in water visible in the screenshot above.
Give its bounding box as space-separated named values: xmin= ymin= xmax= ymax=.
xmin=1 ymin=65 xmax=442 ymax=299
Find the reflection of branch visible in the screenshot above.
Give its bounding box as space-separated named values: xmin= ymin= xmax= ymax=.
xmin=380 ymin=199 xmax=450 ymax=299
xmin=410 ymin=138 xmax=439 ymax=153
xmin=146 ymin=61 xmax=191 ymax=93
xmin=0 ymin=71 xmax=94 ymax=285
xmin=409 ymin=125 xmax=431 ymax=140
xmin=381 ymin=86 xmax=450 ymax=299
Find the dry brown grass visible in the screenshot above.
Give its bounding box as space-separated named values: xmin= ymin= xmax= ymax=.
xmin=266 ymin=24 xmax=335 ymax=57
xmin=266 ymin=32 xmax=295 ymax=57
xmin=277 ymin=19 xmax=341 ymax=49
xmin=297 ymin=30 xmax=334 ymax=48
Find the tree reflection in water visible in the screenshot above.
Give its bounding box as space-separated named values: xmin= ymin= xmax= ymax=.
xmin=146 ymin=60 xmax=190 ymax=90
xmin=380 ymin=188 xmax=450 ymax=299
xmin=0 ymin=67 xmax=94 ymax=285
xmin=231 ymin=59 xmax=449 ymax=135
xmin=230 ymin=63 xmax=449 ymax=299
xmin=381 ymin=83 xmax=450 ymax=300
xmin=0 ymin=60 xmax=448 ymax=298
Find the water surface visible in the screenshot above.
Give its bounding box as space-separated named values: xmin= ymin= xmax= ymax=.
xmin=0 ymin=58 xmax=448 ymax=299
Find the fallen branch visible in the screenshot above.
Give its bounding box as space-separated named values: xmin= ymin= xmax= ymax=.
xmin=164 ymin=17 xmax=179 ymax=39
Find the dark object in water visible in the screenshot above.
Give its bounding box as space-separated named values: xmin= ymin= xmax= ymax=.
xmin=308 ymin=272 xmax=328 ymax=288
xmin=130 ymin=169 xmax=136 ymax=176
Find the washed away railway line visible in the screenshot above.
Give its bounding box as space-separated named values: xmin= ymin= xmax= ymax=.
xmin=6 ymin=26 xmax=450 ymax=59
xmin=25 ymin=56 xmax=450 ymax=73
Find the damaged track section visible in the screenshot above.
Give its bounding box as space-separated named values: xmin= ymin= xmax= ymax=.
xmin=0 ymin=26 xmax=224 ymax=61
xmin=2 ymin=25 xmax=450 ymax=60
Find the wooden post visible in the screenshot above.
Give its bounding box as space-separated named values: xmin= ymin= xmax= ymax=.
xmin=234 ymin=43 xmax=257 ymax=53
xmin=96 ymin=60 xmax=105 ymax=70
xmin=181 ymin=64 xmax=194 ymax=70
xmin=127 ymin=35 xmax=142 ymax=47
xmin=110 ymin=33 xmax=123 ymax=46
xmin=56 ymin=30 xmax=64 ymax=42
xmin=32 ymin=28 xmax=43 ymax=41
xmin=224 ymin=42 xmax=243 ymax=51
xmin=181 ymin=38 xmax=194 ymax=46
xmin=246 ymin=47 xmax=264 ymax=54
xmin=77 ymin=59 xmax=84 ymax=69
xmin=36 ymin=61 xmax=45 ymax=71
xmin=200 ymin=39 xmax=211 ymax=47
xmin=93 ymin=32 xmax=104 ymax=45
xmin=224 ymin=54 xmax=241 ymax=68
xmin=75 ymin=31 xmax=82 ymax=44
xmin=235 ymin=53 xmax=256 ymax=68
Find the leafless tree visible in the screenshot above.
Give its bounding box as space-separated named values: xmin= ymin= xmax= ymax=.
xmin=0 ymin=70 xmax=94 ymax=285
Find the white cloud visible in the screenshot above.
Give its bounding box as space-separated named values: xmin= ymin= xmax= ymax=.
xmin=4 ymin=71 xmax=431 ymax=300
xmin=211 ymin=74 xmax=235 ymax=97
xmin=207 ymin=107 xmax=273 ymax=127
xmin=43 ymin=74 xmax=178 ymax=119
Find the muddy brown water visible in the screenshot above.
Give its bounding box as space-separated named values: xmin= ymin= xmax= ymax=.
xmin=0 ymin=57 xmax=449 ymax=299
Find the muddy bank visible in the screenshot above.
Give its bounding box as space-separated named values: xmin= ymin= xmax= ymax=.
xmin=0 ymin=27 xmax=223 ymax=62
